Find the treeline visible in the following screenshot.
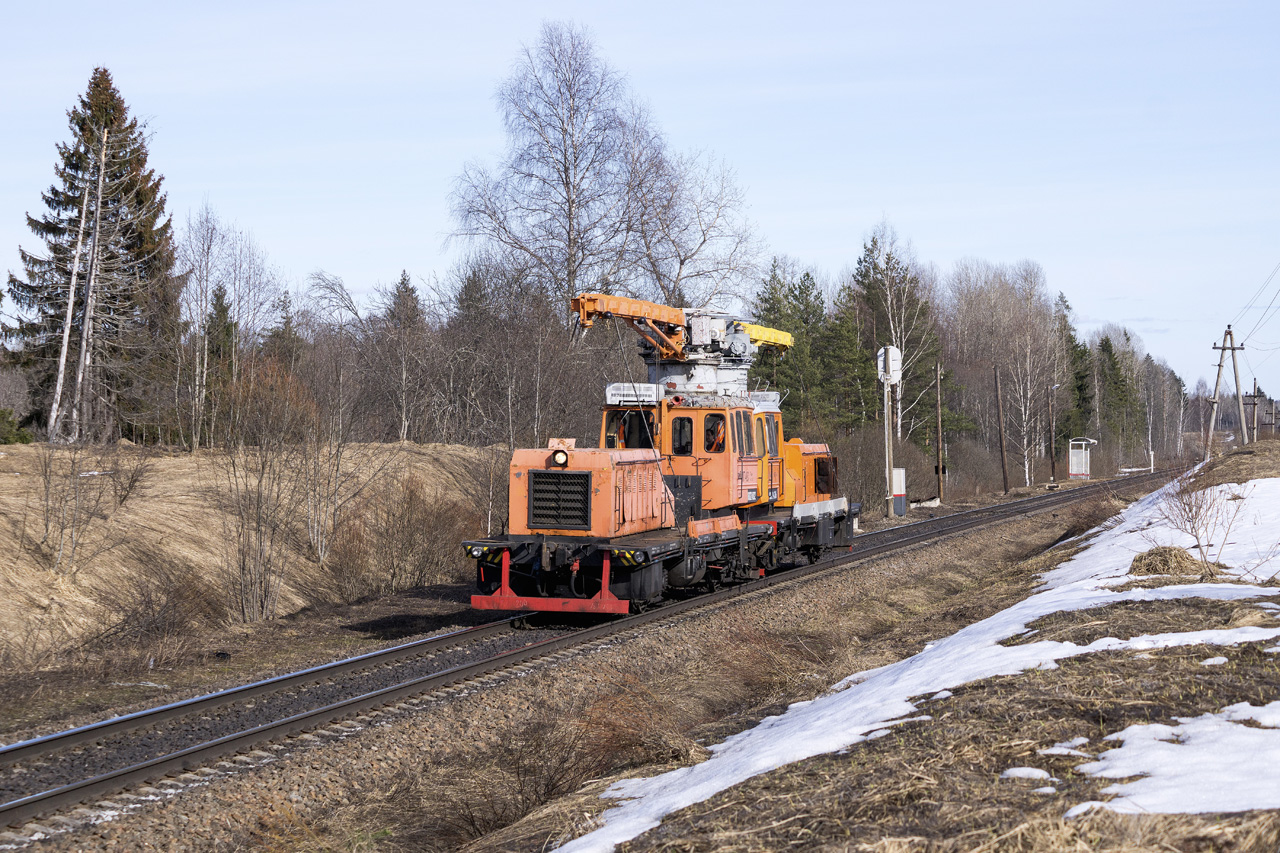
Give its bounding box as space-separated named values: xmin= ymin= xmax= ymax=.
xmin=746 ymin=230 xmax=1203 ymax=504
xmin=2 ymin=25 xmax=1263 ymax=509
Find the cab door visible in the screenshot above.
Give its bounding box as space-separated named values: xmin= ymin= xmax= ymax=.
xmin=733 ymin=409 xmax=758 ymax=503
xmin=756 ymin=413 xmax=781 ymax=503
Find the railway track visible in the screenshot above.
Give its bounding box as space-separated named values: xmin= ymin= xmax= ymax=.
xmin=0 ymin=471 xmax=1173 ymax=833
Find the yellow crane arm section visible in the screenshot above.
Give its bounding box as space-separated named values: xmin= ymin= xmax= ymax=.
xmin=741 ymin=322 xmax=793 ymax=351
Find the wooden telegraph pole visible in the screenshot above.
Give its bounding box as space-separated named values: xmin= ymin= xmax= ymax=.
xmin=994 ymin=365 xmax=1010 ymax=494
xmin=1048 ymin=383 xmax=1058 ymax=485
xmin=935 ymin=360 xmax=944 ymax=503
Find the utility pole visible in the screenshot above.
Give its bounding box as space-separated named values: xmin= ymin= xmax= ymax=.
xmin=1229 ymin=327 xmax=1250 ymax=446
xmin=994 ymin=365 xmax=1010 ymax=494
xmin=935 ymin=360 xmax=944 ymax=503
xmin=1205 ymin=328 xmax=1232 ymax=461
xmin=1048 ymin=383 xmax=1058 ymax=485
xmin=1252 ymin=378 xmax=1260 ymax=440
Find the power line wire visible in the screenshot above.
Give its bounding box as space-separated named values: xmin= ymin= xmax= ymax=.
xmin=1238 ymin=259 xmax=1280 ymax=343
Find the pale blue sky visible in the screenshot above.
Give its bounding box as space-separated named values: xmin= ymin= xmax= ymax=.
xmin=2 ymin=1 xmax=1278 ymax=392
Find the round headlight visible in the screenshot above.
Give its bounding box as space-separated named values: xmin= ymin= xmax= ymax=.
xmin=552 ymin=449 xmax=569 ymax=466
xmin=470 ymin=546 xmax=484 ymax=558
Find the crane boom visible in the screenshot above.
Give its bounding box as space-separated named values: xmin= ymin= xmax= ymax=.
xmin=572 ymin=293 xmax=689 ymax=359
xmin=571 ymin=292 xmax=792 ymax=362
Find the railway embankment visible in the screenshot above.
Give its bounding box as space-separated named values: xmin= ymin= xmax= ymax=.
xmin=8 ymin=465 xmax=1189 ymax=850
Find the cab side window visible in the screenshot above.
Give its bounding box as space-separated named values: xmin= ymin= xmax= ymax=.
xmin=740 ymin=411 xmax=755 ymax=455
xmin=704 ymin=413 xmax=726 ymax=453
xmin=672 ymin=417 xmax=693 ymax=456
xmin=814 ymin=458 xmax=836 ymax=494
xmin=755 ymin=417 xmax=766 ymax=457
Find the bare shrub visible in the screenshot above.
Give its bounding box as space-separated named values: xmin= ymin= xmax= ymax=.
xmin=831 ymin=425 xmax=944 ymax=511
xmin=91 ymin=546 xmax=226 ymax=645
xmin=944 ymin=436 xmax=1006 ymax=498
xmin=0 ymin=617 xmax=79 ymax=671
xmin=75 ymin=549 xmax=225 ymax=675
xmin=327 ymin=518 xmax=377 ymax=603
xmin=325 ymin=473 xmax=485 ymax=602
xmin=30 ymin=444 xmax=128 ymax=575
xmin=576 ymin=670 xmax=711 ymax=768
xmin=370 ymin=709 xmax=616 ymax=850
xmin=106 ymin=444 xmax=156 ymax=506
xmin=1156 ymin=479 xmax=1251 ymax=566
xmin=217 ymin=364 xmax=314 ymax=622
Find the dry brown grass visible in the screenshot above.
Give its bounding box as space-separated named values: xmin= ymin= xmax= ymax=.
xmin=1201 ymin=438 xmax=1280 ymax=488
xmin=618 ymin=636 xmax=1280 ymax=853
xmin=1003 ymin=597 xmax=1277 ymax=648
xmin=1058 ymin=491 xmax=1129 ymax=542
xmin=1128 ymin=544 xmax=1229 ymax=583
xmin=0 ymin=442 xmax=503 ymax=669
xmin=324 ymin=473 xmax=485 ymax=603
xmin=275 ymin=501 xmax=1119 ymax=853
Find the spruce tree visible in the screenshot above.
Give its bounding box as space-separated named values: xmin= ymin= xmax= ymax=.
xmin=4 ymin=67 xmax=175 ymax=440
xmin=1054 ymin=293 xmax=1094 ymax=448
xmin=749 ymin=259 xmax=829 ymax=429
xmin=820 ymin=279 xmax=878 ymax=433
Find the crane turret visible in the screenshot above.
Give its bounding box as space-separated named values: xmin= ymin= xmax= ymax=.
xmin=571 ymin=292 xmax=791 ymax=403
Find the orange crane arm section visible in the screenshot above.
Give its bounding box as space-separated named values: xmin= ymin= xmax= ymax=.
xmin=572 ymin=293 xmax=688 ymax=360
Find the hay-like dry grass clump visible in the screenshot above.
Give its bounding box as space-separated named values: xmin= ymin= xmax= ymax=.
xmin=1128 ymin=544 xmax=1229 ymax=582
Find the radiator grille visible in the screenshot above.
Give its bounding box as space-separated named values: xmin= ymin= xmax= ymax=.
xmin=528 ymin=470 xmax=592 ymax=529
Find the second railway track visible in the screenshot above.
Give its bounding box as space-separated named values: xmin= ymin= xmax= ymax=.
xmin=0 ymin=471 xmax=1173 ymax=832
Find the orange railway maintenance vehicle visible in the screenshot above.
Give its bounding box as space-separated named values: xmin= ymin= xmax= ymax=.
xmin=464 ymin=293 xmax=860 ymax=615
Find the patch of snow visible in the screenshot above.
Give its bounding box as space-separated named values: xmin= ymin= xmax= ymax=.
xmin=929 ymin=690 xmax=952 ymax=700
xmin=1072 ymin=701 xmax=1280 ymax=814
xmin=1000 ymin=767 xmax=1053 ymax=780
xmin=1039 ymin=736 xmax=1091 ymax=757
xmin=1032 ymin=786 xmax=1058 ymax=794
xmin=1199 ymin=656 xmax=1228 ymax=666
xmin=556 ymin=478 xmax=1280 ymax=853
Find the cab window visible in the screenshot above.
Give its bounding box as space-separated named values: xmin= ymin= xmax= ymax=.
xmin=672 ymin=416 xmax=693 ymax=456
xmin=604 ymin=409 xmax=656 ymax=449
xmin=767 ymin=414 xmax=779 ymax=456
xmin=755 ymin=417 xmax=766 ymax=456
xmin=814 ymin=457 xmax=836 ymax=494
xmin=704 ymin=413 xmax=726 ymax=453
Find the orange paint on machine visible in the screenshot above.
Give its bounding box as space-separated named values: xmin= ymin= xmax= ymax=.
xmin=465 ymin=294 xmax=860 ymax=616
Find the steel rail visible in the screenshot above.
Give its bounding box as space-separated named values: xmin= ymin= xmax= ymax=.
xmin=0 ymin=471 xmax=1173 ymax=830
xmin=0 ymin=617 xmax=520 ymax=769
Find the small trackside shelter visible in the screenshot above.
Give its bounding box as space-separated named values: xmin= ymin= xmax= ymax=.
xmin=1069 ymin=437 xmax=1095 ymax=480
